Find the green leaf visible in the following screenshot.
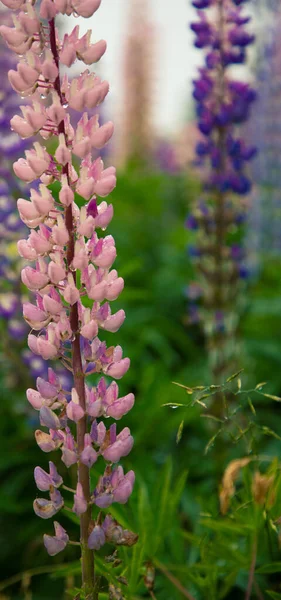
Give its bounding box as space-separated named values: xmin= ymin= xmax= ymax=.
xmin=176 ymin=420 xmax=184 ymax=444
xmin=218 ymin=570 xmax=238 ymax=599
xmin=200 ymin=518 xmax=253 ymax=535
xmin=152 ymin=458 xmax=173 ymax=555
xmin=128 ymin=533 xmax=146 ymax=594
xmin=66 ymin=588 xmax=83 ymax=599
xmin=170 ymin=470 xmax=188 ymax=517
xmin=257 ymin=563 xmax=281 ymax=574
xmin=266 ymin=592 xmax=281 ymax=599
xmin=50 ymin=562 xmax=81 ymax=579
xmin=181 ymin=531 xmax=202 ymax=547
xmin=127 ymin=484 xmax=149 ymax=592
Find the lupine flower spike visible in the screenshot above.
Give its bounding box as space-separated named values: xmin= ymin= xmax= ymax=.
xmin=116 ymin=0 xmax=155 ymax=169
xmin=0 ymin=10 xmax=69 ymax=386
xmin=0 ymin=0 xmax=136 ymax=596
xmin=188 ymin=0 xmax=256 ymax=381
xmin=0 ymin=10 xmax=29 ymax=354
xmin=247 ymin=4 xmax=281 ymax=262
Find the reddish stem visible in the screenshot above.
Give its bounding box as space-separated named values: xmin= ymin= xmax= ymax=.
xmin=155 ymin=561 xmax=196 ymax=600
xmin=245 ymin=537 xmax=257 ymax=600
xmin=48 ymin=15 xmax=96 ymax=599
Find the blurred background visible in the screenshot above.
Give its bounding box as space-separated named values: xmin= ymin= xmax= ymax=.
xmin=2 ymin=1 xmax=281 ymax=598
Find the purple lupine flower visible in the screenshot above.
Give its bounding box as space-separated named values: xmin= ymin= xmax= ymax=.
xmin=188 ymin=0 xmax=256 ymax=378
xmin=246 ymin=5 xmax=281 ymax=263
xmin=88 ymin=514 xmax=138 ymax=551
xmin=43 ymin=522 xmax=69 ymax=556
xmin=92 ymin=466 xmax=135 ymax=508
xmin=0 ymin=1 xmax=137 ymax=595
xmin=154 ymin=139 xmax=181 ymax=174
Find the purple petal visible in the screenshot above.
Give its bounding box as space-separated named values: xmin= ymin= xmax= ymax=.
xmin=88 ymin=526 xmax=105 ymax=550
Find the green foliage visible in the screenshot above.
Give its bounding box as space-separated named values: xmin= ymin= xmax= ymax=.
xmin=2 ymin=168 xmax=281 ymax=598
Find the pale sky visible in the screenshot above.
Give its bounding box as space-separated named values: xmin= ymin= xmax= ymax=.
xmin=67 ymin=0 xmax=201 ymax=135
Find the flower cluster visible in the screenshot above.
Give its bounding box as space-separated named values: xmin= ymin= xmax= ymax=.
xmin=246 ymin=6 xmax=281 ymax=262
xmin=0 ymin=12 xmax=71 ymax=388
xmin=0 ymin=0 xmax=136 ymax=589
xmin=188 ymin=0 xmax=256 ymax=379
xmin=0 ymin=179 xmax=27 ymax=341
xmin=0 ymin=11 xmax=29 ymax=346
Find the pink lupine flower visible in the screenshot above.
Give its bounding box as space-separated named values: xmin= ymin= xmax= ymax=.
xmin=23 ymin=302 xmax=49 ymax=330
xmin=66 ymin=389 xmax=85 ymax=422
xmin=21 ymin=267 xmax=49 ymax=291
xmin=33 ymin=489 xmax=64 ymax=519
xmin=35 ymin=429 xmax=61 ymax=453
xmin=93 ymin=466 xmax=135 ymax=508
xmin=102 ymin=426 xmax=134 ymax=463
xmin=1 ymin=0 xmax=136 ymax=593
xmin=1 ymin=0 xmax=25 ymax=9
xmin=72 ymin=0 xmax=101 ymax=17
xmin=80 ymin=433 xmax=98 ymax=468
xmin=61 ymin=429 xmax=78 ymax=467
xmin=44 ymin=522 xmax=69 ymax=556
xmin=34 ymin=462 xmax=63 ymax=491
xmin=40 ymin=406 xmax=61 ymax=430
xmin=105 ymin=392 xmax=135 ymax=420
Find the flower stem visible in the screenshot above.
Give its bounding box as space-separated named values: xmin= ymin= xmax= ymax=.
xmin=154 ymin=559 xmax=196 ymax=600
xmin=49 ymin=15 xmax=96 ymax=599
xmin=245 ymin=537 xmax=257 ymax=600
xmin=73 ymin=332 xmax=96 ymax=598
xmin=212 ymin=0 xmax=228 ymax=384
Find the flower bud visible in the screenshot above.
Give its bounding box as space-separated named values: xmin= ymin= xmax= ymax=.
xmin=80 ymin=434 xmax=98 ymax=467
xmin=66 ymin=389 xmax=85 ymax=422
xmin=40 ymin=0 xmax=58 ymax=19
xmin=88 ymin=525 xmax=105 ymax=550
xmin=73 ymin=482 xmax=87 ymax=515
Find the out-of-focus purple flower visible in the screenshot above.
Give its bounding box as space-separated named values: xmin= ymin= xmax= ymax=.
xmin=154 ymin=139 xmax=181 ymax=174
xmin=188 ymin=0 xmax=256 ymax=377
xmin=246 ymin=5 xmax=281 ymax=262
